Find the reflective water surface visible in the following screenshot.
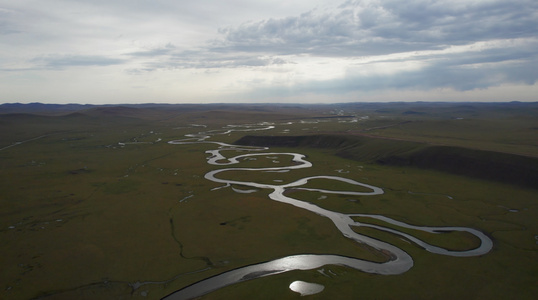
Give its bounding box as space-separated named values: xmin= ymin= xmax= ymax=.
xmin=163 ymin=124 xmax=492 ymax=300
xmin=289 ymin=280 xmax=324 ymax=296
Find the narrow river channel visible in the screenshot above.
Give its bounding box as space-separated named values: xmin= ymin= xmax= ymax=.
xmin=163 ymin=123 xmax=492 ymax=299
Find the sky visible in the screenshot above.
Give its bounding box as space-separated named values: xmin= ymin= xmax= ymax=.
xmin=1 ymin=0 xmax=537 ymax=104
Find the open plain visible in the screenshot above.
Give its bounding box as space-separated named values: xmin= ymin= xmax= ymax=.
xmin=1 ymin=102 xmax=537 ymax=299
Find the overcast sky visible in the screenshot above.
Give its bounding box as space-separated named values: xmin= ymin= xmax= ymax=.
xmin=1 ymin=0 xmax=537 ymax=104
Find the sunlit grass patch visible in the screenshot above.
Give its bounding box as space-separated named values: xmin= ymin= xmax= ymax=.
xmin=1 ymin=103 xmax=537 ymax=299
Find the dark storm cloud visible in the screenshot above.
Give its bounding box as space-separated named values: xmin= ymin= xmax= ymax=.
xmin=119 ymin=0 xmax=538 ymax=97
xmin=1 ymin=0 xmax=536 ymax=103
xmin=204 ymin=0 xmax=538 ymax=95
xmin=213 ymin=0 xmax=538 ymax=56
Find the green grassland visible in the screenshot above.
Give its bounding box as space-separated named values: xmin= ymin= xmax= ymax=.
xmin=0 ymin=103 xmax=537 ymax=299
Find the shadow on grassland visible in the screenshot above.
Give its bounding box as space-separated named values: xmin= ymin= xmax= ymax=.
xmin=235 ymin=134 xmax=538 ymax=189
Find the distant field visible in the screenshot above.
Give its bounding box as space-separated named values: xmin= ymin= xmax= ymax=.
xmin=0 ymin=102 xmax=537 ymax=299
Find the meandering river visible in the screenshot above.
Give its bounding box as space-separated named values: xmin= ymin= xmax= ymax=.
xmin=164 ymin=124 xmax=492 ymax=299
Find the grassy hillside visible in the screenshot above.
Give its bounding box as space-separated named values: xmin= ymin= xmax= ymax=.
xmin=236 ymin=134 xmax=538 ymax=189
xmin=0 ymin=102 xmax=536 ymax=299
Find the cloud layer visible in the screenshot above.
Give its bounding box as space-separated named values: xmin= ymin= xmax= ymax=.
xmin=1 ymin=0 xmax=537 ymax=103
xmin=215 ymin=0 xmax=538 ymax=55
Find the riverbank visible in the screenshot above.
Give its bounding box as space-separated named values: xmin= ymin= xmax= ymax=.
xmin=236 ymin=134 xmax=538 ymax=189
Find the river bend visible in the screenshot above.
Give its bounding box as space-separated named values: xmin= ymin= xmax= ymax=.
xmin=164 ymin=124 xmax=492 ymax=299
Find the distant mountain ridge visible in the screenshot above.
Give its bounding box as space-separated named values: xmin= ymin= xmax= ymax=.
xmin=0 ymin=103 xmax=96 ymax=114
xmin=3 ymin=101 xmax=537 ymax=116
xmin=0 ymin=102 xmax=319 ymax=115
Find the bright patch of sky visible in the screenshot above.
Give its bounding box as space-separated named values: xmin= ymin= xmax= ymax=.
xmin=1 ymin=0 xmax=537 ymax=104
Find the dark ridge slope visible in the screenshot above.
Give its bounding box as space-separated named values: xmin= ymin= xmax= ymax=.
xmin=0 ymin=103 xmax=95 ymax=114
xmin=236 ymin=135 xmax=538 ymax=189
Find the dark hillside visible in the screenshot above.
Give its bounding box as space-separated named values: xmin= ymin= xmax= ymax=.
xmin=81 ymin=106 xmax=152 ymax=119
xmin=0 ymin=102 xmax=94 ymax=114
xmin=236 ymin=134 xmax=538 ymax=189
xmin=235 ymin=134 xmax=425 ymax=161
xmin=375 ymin=145 xmax=538 ymax=188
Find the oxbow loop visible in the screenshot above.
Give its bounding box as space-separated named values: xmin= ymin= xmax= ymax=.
xmin=163 ymin=122 xmax=493 ymax=300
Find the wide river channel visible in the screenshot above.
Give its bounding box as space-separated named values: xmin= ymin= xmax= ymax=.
xmin=163 ymin=124 xmax=493 ymax=299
